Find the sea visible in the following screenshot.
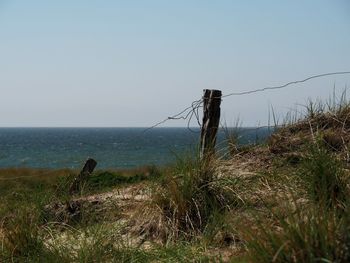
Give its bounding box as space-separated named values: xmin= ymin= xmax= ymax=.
xmin=0 ymin=128 xmax=271 ymax=169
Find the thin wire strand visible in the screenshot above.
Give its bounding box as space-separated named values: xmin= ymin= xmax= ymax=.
xmin=3 ymin=71 xmax=350 ymax=179
xmin=221 ymin=71 xmax=350 ymax=98
xmin=187 ymin=100 xmax=203 ymax=133
xmin=145 ymin=71 xmax=350 ymax=131
xmin=143 ymin=98 xmax=203 ymax=132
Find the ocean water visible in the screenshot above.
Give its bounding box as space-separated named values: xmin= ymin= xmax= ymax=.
xmin=0 ymin=128 xmax=271 ymax=169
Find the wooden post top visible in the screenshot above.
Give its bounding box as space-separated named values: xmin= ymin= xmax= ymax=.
xmin=203 ymin=89 xmax=222 ymax=93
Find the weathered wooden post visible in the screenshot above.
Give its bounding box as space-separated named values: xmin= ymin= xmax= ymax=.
xmin=200 ymin=89 xmax=222 ymax=159
xmin=69 ymin=158 xmax=97 ymax=194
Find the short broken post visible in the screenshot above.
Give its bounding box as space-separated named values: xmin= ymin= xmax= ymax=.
xmin=69 ymin=158 xmax=97 ymax=194
xmin=200 ymin=89 xmax=222 ymax=159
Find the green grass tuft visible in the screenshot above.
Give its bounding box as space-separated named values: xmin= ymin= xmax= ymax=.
xmin=149 ymin=155 xmax=242 ymax=240
xmin=300 ymin=140 xmax=348 ymax=210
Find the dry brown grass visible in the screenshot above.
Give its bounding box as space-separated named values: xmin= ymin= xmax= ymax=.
xmin=2 ymin=97 xmax=350 ymax=262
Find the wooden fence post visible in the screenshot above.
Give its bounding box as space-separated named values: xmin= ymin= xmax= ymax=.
xmin=69 ymin=158 xmax=97 ymax=194
xmin=200 ymin=89 xmax=222 ymax=159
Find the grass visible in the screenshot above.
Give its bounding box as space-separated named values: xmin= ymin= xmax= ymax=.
xmin=0 ymin=166 xmax=219 ymax=262
xmin=2 ymin=93 xmax=350 ymax=262
xmin=1 ymin=208 xmax=44 ymax=261
xmin=139 ymin=155 xmax=242 ymax=241
xmin=245 ymin=151 xmax=350 ymax=262
xmin=300 ymin=141 xmax=348 ymax=210
xmin=242 ymin=94 xmax=350 ymax=263
xmin=222 ymin=119 xmax=242 ymax=156
xmin=86 ymin=171 xmax=147 ymax=190
xmin=1 ymin=216 xmax=214 ymax=262
xmin=246 ymin=205 xmax=350 ymax=263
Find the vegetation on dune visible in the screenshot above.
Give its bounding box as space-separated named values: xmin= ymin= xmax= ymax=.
xmin=132 ymin=155 xmax=242 ymax=243
xmin=242 ymin=93 xmax=350 ymax=263
xmin=1 ymin=94 xmax=350 ymax=262
xmin=246 ymin=141 xmax=350 ymax=263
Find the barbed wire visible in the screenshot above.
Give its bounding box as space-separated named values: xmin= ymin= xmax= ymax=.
xmin=145 ymin=71 xmax=350 ymax=131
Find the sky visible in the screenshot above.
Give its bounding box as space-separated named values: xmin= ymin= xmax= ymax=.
xmin=0 ymin=0 xmax=349 ymax=127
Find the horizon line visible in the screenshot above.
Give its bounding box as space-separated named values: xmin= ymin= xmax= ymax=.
xmin=0 ymin=126 xmax=270 ymax=129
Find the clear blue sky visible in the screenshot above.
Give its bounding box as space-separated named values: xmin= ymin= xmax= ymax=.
xmin=0 ymin=0 xmax=349 ymax=127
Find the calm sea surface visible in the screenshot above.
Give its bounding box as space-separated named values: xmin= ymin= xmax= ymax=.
xmin=0 ymin=128 xmax=271 ymax=169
